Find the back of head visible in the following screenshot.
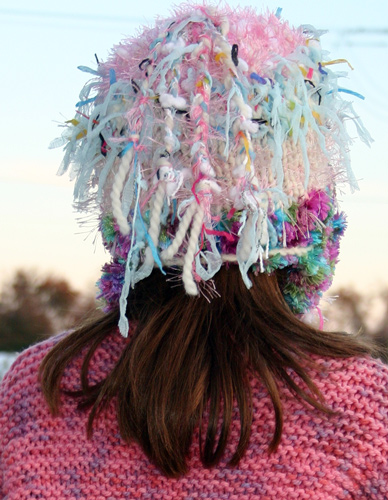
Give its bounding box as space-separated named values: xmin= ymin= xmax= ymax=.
xmin=45 ymin=3 xmax=374 ymax=477
xmin=54 ymin=3 xmax=370 ymax=335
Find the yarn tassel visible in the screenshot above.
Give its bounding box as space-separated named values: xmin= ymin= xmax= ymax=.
xmin=236 ymin=208 xmax=269 ymax=287
xmin=143 ymin=182 xmax=167 ymax=267
xmin=182 ymin=205 xmax=205 ymax=295
xmin=111 ymin=146 xmax=134 ymax=235
xmin=118 ymin=162 xmax=142 ymax=337
xmin=194 ymin=232 xmax=222 ymax=281
xmin=161 ymin=202 xmax=197 ymax=261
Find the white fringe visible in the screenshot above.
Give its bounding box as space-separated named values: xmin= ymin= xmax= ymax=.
xmin=160 ymin=202 xmax=197 ymax=260
xmin=143 ymin=182 xmax=166 ymax=266
xmin=110 ymin=149 xmax=133 ymax=235
xmin=182 ymin=205 xmax=204 ymax=295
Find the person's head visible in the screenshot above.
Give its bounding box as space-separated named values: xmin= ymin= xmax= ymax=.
xmin=44 ymin=3 xmax=375 ymax=477
xmin=53 ymin=3 xmax=370 ymax=335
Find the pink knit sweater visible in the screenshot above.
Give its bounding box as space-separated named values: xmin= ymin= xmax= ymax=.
xmin=1 ymin=332 xmax=388 ymax=499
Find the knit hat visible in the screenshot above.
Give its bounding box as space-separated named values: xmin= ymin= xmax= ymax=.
xmin=51 ymin=4 xmax=371 ymax=336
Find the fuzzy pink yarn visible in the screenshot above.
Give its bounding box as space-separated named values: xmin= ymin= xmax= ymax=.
xmin=1 ymin=334 xmax=388 ymax=499
xmin=103 ymin=6 xmax=304 ymax=93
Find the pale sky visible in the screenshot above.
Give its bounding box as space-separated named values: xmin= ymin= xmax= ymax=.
xmin=1 ymin=0 xmax=387 ymax=295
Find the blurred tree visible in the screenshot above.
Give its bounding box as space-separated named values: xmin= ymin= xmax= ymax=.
xmin=325 ymin=288 xmax=388 ymax=362
xmin=374 ymin=290 xmax=388 ymax=362
xmin=324 ymin=289 xmax=367 ymax=333
xmin=0 ymin=270 xmax=96 ymax=352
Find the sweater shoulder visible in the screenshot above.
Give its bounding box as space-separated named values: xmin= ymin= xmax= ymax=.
xmin=0 ymin=335 xmax=63 ymax=455
xmin=316 ymin=355 xmax=388 ymax=395
xmin=0 ymin=334 xmax=64 ymax=395
xmin=311 ymin=355 xmax=388 ymax=447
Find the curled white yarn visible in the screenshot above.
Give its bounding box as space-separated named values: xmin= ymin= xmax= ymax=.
xmin=182 ymin=205 xmax=204 ymax=295
xmin=110 ymin=149 xmax=133 ymax=235
xmin=159 ymin=244 xmax=314 ymax=267
xmin=144 ymin=182 xmax=166 ymax=266
xmin=160 ymin=93 xmax=187 ymax=110
xmin=160 ymin=202 xmax=197 ymax=260
xmin=219 ymin=245 xmax=313 ymax=266
xmin=163 ymin=108 xmax=175 ymax=154
xmin=268 ymin=245 xmax=312 ymax=257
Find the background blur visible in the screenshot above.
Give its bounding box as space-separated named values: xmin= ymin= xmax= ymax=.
xmin=0 ymin=0 xmax=387 ymax=368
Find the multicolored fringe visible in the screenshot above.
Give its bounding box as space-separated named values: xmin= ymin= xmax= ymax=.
xmin=52 ymin=5 xmax=370 ymax=335
xmin=97 ymin=187 xmax=345 ymax=317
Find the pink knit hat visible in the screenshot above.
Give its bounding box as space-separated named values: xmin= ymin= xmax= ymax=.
xmin=51 ymin=4 xmax=371 ymax=335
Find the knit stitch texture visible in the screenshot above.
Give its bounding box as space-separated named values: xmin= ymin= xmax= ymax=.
xmin=1 ymin=332 xmax=388 ymax=499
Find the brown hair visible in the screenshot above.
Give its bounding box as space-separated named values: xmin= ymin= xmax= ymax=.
xmin=40 ymin=267 xmax=374 ymax=477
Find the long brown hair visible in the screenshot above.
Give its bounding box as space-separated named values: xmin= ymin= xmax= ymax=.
xmin=40 ymin=267 xmax=374 ymax=477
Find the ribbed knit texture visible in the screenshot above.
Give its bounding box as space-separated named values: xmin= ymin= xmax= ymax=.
xmin=1 ymin=332 xmax=388 ymax=499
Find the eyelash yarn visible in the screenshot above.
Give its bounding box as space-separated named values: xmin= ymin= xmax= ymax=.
xmin=52 ymin=4 xmax=371 ymax=336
